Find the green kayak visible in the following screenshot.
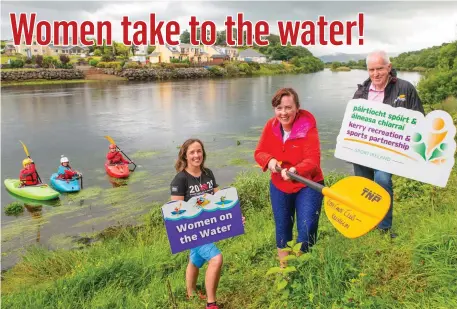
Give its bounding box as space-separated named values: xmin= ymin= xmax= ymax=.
xmin=4 ymin=179 xmax=60 ymax=201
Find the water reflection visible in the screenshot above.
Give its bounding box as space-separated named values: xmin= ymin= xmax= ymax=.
xmin=24 ymin=204 xmax=44 ymax=243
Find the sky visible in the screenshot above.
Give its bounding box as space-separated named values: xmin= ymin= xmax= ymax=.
xmin=1 ymin=1 xmax=457 ymax=56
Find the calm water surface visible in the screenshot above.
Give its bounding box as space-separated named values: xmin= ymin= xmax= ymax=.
xmin=0 ymin=69 xmax=421 ymax=269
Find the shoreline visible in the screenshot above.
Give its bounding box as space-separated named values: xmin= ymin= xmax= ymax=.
xmin=0 ymin=63 xmax=323 ymax=87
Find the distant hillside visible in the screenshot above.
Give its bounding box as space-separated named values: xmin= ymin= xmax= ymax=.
xmin=319 ymin=53 xmax=368 ymax=63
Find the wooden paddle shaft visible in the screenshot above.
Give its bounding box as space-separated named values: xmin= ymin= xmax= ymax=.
xmin=274 ymin=165 xmax=324 ymax=193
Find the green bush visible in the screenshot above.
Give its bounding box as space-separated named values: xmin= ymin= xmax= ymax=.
xmin=225 ymin=63 xmax=240 ymax=76
xmin=237 ymin=62 xmax=252 ymax=74
xmin=42 ymin=56 xmax=58 ymax=68
xmin=247 ymin=61 xmax=260 ymax=70
xmin=417 ymin=68 xmax=457 ymax=104
xmin=9 ymin=59 xmax=24 ymax=68
xmin=123 ymin=62 xmax=140 ymax=69
xmin=5 ymin=202 xmax=24 ymax=216
xmin=57 ymin=63 xmax=74 ymax=69
xmin=160 ymin=62 xmax=190 ymax=69
xmin=96 ymin=62 xmax=122 ymax=69
xmin=89 ymin=59 xmax=99 ymax=67
xmin=101 ymin=54 xmax=115 ymax=62
xmin=207 ymin=66 xmax=226 ymax=76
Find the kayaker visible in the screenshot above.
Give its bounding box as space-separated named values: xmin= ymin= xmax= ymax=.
xmin=57 ymin=155 xmax=81 ymax=180
xmin=106 ymin=144 xmax=132 ymax=165
xmin=170 ymin=138 xmax=245 ymax=309
xmin=19 ymin=158 xmax=41 ymax=186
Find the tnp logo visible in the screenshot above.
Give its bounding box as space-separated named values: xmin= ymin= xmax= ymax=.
xmin=361 ymin=188 xmax=382 ymax=202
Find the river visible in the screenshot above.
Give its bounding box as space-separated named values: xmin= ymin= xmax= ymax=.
xmin=0 ymin=68 xmax=421 ymax=269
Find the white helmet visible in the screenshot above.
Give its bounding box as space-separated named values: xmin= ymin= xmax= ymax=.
xmin=60 ymin=155 xmax=69 ymax=163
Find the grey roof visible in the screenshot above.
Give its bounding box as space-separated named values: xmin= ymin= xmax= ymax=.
xmin=179 ymin=43 xmax=201 ymax=48
xmin=48 ymin=45 xmax=89 ymax=50
xmin=149 ymin=52 xmax=161 ymax=56
xmin=238 ymin=48 xmax=265 ymax=58
xmin=166 ymin=45 xmax=181 ymax=53
xmin=211 ymin=54 xmax=229 ymax=58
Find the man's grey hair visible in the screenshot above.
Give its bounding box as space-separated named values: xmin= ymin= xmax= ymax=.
xmin=366 ymin=50 xmax=391 ymax=65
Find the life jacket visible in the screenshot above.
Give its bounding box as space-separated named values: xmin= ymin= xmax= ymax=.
xmin=57 ymin=165 xmax=77 ymax=179
xmin=19 ymin=164 xmax=40 ymax=186
xmin=106 ymin=151 xmax=129 ymax=164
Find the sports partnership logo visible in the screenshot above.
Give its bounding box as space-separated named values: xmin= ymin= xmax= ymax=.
xmin=411 ymin=115 xmax=453 ymax=164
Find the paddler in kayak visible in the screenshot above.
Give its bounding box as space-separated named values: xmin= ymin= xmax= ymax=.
xmin=19 ymin=158 xmax=41 ymax=187
xmin=57 ymin=155 xmax=81 ymax=179
xmin=106 ymin=144 xmax=133 ymax=165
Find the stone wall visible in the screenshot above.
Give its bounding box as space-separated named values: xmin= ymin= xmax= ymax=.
xmin=100 ymin=67 xmax=217 ymax=80
xmin=1 ymin=69 xmax=84 ymax=81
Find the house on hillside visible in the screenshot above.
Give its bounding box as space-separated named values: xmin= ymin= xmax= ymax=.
xmin=216 ymin=46 xmax=239 ymax=60
xmin=7 ymin=35 xmax=89 ymax=57
xmin=178 ymin=43 xmax=211 ymax=63
xmin=238 ymin=48 xmax=267 ymax=63
xmin=203 ymin=45 xmax=230 ymax=64
xmin=3 ymin=44 xmax=17 ymax=55
xmin=149 ymin=44 xmax=215 ymax=64
xmin=149 ymin=44 xmax=180 ymax=63
xmin=204 ymin=45 xmax=238 ymax=61
xmin=47 ymin=45 xmax=89 ymax=57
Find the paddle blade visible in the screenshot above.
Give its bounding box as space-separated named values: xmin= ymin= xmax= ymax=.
xmin=104 ymin=135 xmax=116 ymax=145
xmin=19 ymin=140 xmax=30 ymax=157
xmin=323 ymin=176 xmax=390 ymax=239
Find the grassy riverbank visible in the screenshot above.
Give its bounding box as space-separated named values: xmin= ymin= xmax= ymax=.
xmin=2 ymin=163 xmax=456 ymax=308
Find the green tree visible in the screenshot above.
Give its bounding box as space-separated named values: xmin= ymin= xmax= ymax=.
xmin=216 ymin=30 xmax=226 ymax=45
xmin=180 ymin=30 xmax=190 ymax=44
xmin=147 ymin=45 xmax=155 ymax=54
xmin=417 ymin=41 xmax=457 ymax=104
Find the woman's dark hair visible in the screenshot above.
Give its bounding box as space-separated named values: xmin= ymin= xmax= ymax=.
xmin=271 ymin=87 xmax=300 ymax=108
xmin=175 ymin=138 xmax=207 ymax=172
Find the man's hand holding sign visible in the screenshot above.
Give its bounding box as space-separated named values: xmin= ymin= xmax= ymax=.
xmin=335 ymin=50 xmax=456 ymax=238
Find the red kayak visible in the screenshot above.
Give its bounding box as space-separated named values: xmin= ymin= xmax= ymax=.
xmin=104 ymin=161 xmax=130 ymax=178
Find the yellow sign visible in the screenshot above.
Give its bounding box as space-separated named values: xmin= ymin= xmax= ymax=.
xmin=323 ymin=176 xmax=391 ymax=238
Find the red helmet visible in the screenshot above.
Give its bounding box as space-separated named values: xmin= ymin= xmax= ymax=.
xmin=109 ymin=144 xmax=116 ymax=149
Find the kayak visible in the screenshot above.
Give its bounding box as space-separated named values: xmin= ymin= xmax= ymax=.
xmin=5 ymin=190 xmax=60 ymax=207
xmin=104 ymin=161 xmax=130 ymax=178
xmin=4 ymin=179 xmax=60 ymax=201
xmin=50 ymin=173 xmax=81 ymax=193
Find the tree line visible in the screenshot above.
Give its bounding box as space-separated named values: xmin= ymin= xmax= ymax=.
xmin=417 ymin=41 xmax=457 ymax=105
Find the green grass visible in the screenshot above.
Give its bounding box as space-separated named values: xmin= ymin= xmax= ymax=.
xmin=331 ymin=66 xmax=351 ymax=72
xmin=2 ymin=163 xmax=457 ymax=308
xmin=1 ymin=55 xmax=19 ymax=64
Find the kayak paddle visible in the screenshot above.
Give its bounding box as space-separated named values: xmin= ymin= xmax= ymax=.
xmin=270 ymin=164 xmax=391 ymax=238
xmin=19 ymin=140 xmax=42 ymax=183
xmin=104 ymin=135 xmax=137 ymax=171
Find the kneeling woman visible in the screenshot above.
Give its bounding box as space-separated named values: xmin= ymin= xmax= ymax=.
xmin=254 ymin=87 xmax=325 ymax=265
xmin=170 ymin=138 xmax=234 ymax=309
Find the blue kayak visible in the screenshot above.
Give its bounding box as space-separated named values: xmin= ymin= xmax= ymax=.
xmin=50 ymin=173 xmax=81 ymax=193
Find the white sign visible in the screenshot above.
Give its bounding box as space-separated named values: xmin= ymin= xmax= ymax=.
xmin=335 ymin=99 xmax=456 ymax=187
